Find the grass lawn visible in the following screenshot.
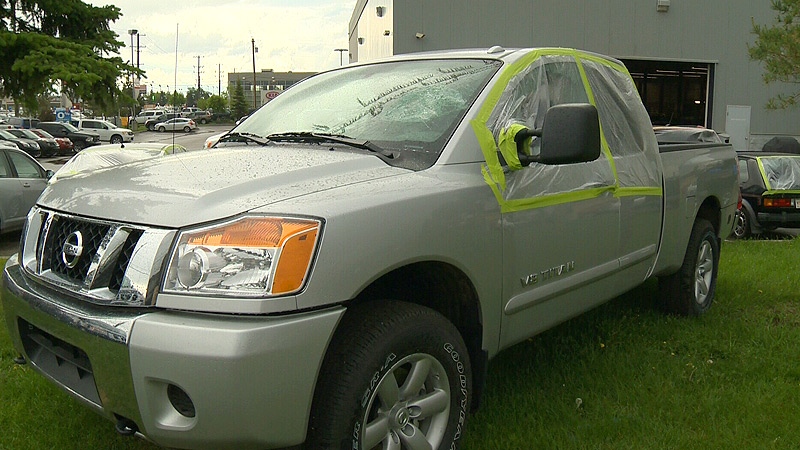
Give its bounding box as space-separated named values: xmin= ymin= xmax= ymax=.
xmin=1 ymin=237 xmax=799 ymax=449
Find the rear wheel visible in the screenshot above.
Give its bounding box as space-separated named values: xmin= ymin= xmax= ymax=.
xmin=732 ymin=209 xmax=750 ymax=239
xmin=307 ymin=300 xmax=471 ymax=450
xmin=659 ymin=218 xmax=719 ymax=316
xmin=183 ymin=126 xmax=191 ymax=133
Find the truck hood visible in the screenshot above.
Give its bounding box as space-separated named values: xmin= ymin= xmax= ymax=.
xmin=38 ymin=146 xmax=407 ymax=228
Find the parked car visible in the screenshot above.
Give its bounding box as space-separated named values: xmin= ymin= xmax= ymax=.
xmin=154 ymin=117 xmax=196 ymax=132
xmin=144 ymin=112 xmax=181 ymax=131
xmin=181 ymin=107 xmax=200 ymax=116
xmin=0 ymin=129 xmax=41 ymax=157
xmin=5 ymin=128 xmax=60 ymax=157
xmin=72 ymin=118 xmax=134 ymax=144
xmin=35 ymin=122 xmax=100 ymax=150
xmin=0 ymin=145 xmax=52 ymax=233
xmin=29 ymin=128 xmax=74 ymax=155
xmin=185 ymin=110 xmax=213 ymax=124
xmin=6 ymin=116 xmax=40 ymax=129
xmin=733 ymin=152 xmax=800 ymax=238
xmin=131 ymin=109 xmax=166 ymax=128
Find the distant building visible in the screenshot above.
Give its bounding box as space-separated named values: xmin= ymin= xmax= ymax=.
xmin=227 ymin=70 xmax=316 ymax=110
xmin=349 ymin=0 xmax=800 ymax=151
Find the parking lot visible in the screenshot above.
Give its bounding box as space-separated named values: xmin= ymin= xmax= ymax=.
xmin=0 ymin=124 xmax=231 ymax=257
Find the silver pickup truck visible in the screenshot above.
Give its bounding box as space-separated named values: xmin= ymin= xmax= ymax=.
xmin=2 ymin=48 xmax=738 ymax=450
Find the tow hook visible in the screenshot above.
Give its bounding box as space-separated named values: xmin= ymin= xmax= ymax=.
xmin=115 ymin=417 xmax=139 ymax=436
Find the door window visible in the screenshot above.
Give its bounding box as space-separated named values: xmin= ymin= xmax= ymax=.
xmin=8 ymin=151 xmax=43 ymax=178
xmin=0 ymin=151 xmax=10 ymax=177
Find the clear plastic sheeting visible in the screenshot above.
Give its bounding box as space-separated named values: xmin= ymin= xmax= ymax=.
xmin=488 ymin=54 xmax=616 ymax=200
xmin=758 ymin=156 xmax=800 ymax=191
xmin=581 ymin=59 xmax=661 ymax=188
xmin=50 ymin=143 xmax=189 ymax=183
xmin=474 ymin=49 xmax=662 ymax=212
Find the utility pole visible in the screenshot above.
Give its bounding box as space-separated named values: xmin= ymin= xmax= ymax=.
xmin=136 ymin=33 xmax=141 ymax=73
xmin=251 ymin=38 xmax=258 ymax=110
xmin=196 ymin=55 xmax=203 ymax=90
xmin=128 ymin=29 xmax=138 ymax=126
xmin=218 ymin=64 xmax=222 ymax=96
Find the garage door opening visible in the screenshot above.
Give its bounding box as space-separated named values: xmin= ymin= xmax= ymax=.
xmin=622 ymin=59 xmax=714 ymax=128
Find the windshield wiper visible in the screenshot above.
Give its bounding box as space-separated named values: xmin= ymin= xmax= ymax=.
xmin=218 ymin=132 xmax=270 ymax=146
xmin=266 ymin=132 xmax=395 ymax=159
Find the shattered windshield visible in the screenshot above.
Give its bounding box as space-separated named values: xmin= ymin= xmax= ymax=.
xmin=235 ymin=59 xmax=501 ymax=170
xmin=759 ymin=156 xmax=800 ymax=190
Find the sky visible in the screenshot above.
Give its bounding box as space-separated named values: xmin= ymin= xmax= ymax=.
xmin=85 ymin=0 xmax=354 ymax=95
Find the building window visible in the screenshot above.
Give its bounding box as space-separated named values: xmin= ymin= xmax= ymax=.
xmin=623 ymin=60 xmax=713 ymax=127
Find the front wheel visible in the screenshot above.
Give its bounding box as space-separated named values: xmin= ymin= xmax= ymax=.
xmin=110 ymin=135 xmax=123 ymax=144
xmin=307 ymin=301 xmax=471 ymax=450
xmin=158 ymin=126 xmax=166 ymax=132
xmin=659 ymin=218 xmax=719 ymax=316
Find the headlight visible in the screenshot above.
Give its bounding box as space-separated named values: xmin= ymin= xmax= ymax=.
xmin=163 ymin=216 xmax=322 ymax=297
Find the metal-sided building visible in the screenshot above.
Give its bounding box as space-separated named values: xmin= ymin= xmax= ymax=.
xmin=348 ymin=0 xmax=798 ymax=151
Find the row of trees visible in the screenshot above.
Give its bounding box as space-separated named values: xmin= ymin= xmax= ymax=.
xmin=0 ymin=0 xmax=140 ymax=116
xmin=0 ymin=0 xmax=234 ymax=119
xmin=139 ymin=87 xmax=228 ymax=113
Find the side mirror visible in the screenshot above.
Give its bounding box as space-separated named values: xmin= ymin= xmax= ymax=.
xmin=45 ymin=170 xmax=55 ymax=180
xmin=515 ymin=103 xmax=601 ymax=166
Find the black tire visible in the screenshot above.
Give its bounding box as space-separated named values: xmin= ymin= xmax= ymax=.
xmin=183 ymin=126 xmax=191 ymax=133
xmin=732 ymin=209 xmax=750 ymax=239
xmin=110 ymin=135 xmax=122 ymax=144
xmin=659 ymin=218 xmax=719 ymax=316
xmin=158 ymin=126 xmax=166 ymax=132
xmin=147 ymin=123 xmax=155 ymax=131
xmin=307 ymin=300 xmax=471 ymax=450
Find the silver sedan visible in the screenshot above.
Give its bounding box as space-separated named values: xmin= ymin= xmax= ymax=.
xmin=0 ymin=144 xmax=52 ymax=233
xmin=153 ymin=118 xmax=197 ymax=133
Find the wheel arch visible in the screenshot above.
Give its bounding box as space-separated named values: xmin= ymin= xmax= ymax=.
xmin=695 ymin=196 xmax=722 ymax=237
xmin=349 ymin=260 xmax=487 ymax=411
xmin=738 ymin=198 xmax=762 ymax=234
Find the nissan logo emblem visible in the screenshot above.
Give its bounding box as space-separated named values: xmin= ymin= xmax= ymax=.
xmin=61 ymin=231 xmax=84 ymax=269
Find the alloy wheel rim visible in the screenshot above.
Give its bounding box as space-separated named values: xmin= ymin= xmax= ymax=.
xmin=360 ymin=353 xmax=451 ymax=449
xmin=694 ymin=240 xmax=714 ymax=305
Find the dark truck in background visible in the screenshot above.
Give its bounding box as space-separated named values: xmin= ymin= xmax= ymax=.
xmin=2 ymin=47 xmax=739 ymax=450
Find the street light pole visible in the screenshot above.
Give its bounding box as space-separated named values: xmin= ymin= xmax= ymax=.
xmin=334 ymin=48 xmax=347 ymax=66
xmin=251 ymin=38 xmax=258 ymax=110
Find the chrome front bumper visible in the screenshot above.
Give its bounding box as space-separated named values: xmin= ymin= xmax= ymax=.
xmin=2 ymin=256 xmax=344 ymax=449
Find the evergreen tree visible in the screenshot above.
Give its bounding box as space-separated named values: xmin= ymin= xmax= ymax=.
xmin=0 ymin=0 xmax=138 ymax=114
xmin=231 ymin=80 xmax=249 ymax=119
xmin=750 ymin=0 xmax=800 ymax=108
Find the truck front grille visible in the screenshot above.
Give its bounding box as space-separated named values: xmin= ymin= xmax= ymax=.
xmin=43 ymin=218 xmax=110 ymax=285
xmin=19 ymin=208 xmax=175 ymax=307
